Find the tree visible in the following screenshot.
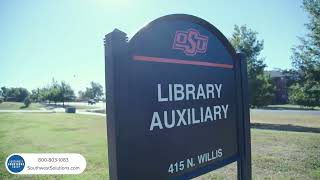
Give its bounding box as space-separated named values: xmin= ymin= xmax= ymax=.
xmin=281 ymin=69 xmax=301 ymax=88
xmin=16 ymin=88 xmax=30 ymax=102
xmin=230 ymin=25 xmax=274 ymax=107
xmin=90 ymin=82 xmax=104 ymax=100
xmin=1 ymin=86 xmax=9 ymax=101
xmin=78 ymin=90 xmax=85 ymax=100
xmin=79 ymin=82 xmax=104 ymax=100
xmin=2 ymin=87 xmax=29 ymax=102
xmin=47 ymin=79 xmax=60 ymax=105
xmin=30 ymin=88 xmax=41 ymax=102
xmin=59 ymin=81 xmax=75 ymax=107
xmin=24 ymin=96 xmax=31 ymax=107
xmin=0 ymin=87 xmax=3 ymax=103
xmin=44 ymin=79 xmax=75 ymax=106
xmin=290 ymin=0 xmax=320 ymax=107
xmin=29 ymin=79 xmax=75 ymax=106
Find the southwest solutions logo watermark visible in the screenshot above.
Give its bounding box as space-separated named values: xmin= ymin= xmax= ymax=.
xmin=5 ymin=153 xmax=86 ymax=174
xmin=5 ymin=154 xmax=25 ymax=173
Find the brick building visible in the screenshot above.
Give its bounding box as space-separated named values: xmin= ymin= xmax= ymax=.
xmin=265 ymin=70 xmax=290 ymax=104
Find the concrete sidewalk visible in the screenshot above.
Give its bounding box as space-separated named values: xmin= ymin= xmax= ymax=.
xmin=76 ymin=111 xmax=106 ymax=116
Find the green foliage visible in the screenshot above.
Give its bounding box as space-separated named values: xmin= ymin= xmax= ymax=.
xmin=2 ymin=79 xmax=76 ymax=106
xmin=30 ymin=79 xmax=75 ymax=106
xmin=39 ymin=87 xmax=50 ymax=102
xmin=289 ymin=84 xmax=307 ymax=106
xmin=0 ymin=86 xmax=30 ymax=102
xmin=49 ymin=79 xmax=61 ymax=104
xmin=23 ymin=96 xmax=31 ymax=107
xmin=230 ymin=25 xmax=274 ymax=107
xmin=30 ymin=88 xmax=41 ymax=102
xmin=281 ymin=69 xmax=301 ymax=88
xmin=290 ymin=0 xmax=320 ymax=107
xmin=250 ymin=74 xmax=274 ymax=107
xmin=79 ymin=81 xmax=104 ymax=100
xmin=1 ymin=86 xmax=8 ymax=100
xmin=230 ymin=25 xmax=265 ymax=75
xmin=59 ymin=81 xmax=75 ymax=107
xmin=0 ymin=99 xmax=3 ymax=104
xmin=90 ymin=81 xmax=104 ymax=99
xmin=289 ymin=82 xmax=320 ymax=108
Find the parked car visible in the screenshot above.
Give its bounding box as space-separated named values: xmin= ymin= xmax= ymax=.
xmin=88 ymin=99 xmax=96 ymax=105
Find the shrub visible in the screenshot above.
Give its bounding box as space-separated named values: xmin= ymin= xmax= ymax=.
xmin=24 ymin=96 xmax=31 ymax=107
xmin=0 ymin=99 xmax=3 ymax=104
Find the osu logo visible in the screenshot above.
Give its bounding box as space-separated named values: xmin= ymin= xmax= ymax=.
xmin=172 ymin=28 xmax=208 ymax=56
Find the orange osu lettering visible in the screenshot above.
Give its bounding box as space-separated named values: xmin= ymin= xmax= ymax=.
xmin=172 ymin=29 xmax=209 ymax=56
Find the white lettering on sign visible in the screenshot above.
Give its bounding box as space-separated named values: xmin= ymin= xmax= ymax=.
xmin=150 ymin=83 xmax=230 ymax=131
xmin=167 ymin=148 xmax=223 ymax=174
xmin=157 ymin=83 xmax=222 ymax=102
xmin=149 ymin=105 xmax=229 ymax=131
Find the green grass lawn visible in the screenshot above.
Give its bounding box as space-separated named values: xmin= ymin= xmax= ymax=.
xmin=0 ymin=102 xmax=43 ymax=110
xmin=197 ymin=129 xmax=320 ymax=180
xmin=0 ymin=112 xmax=319 ymax=179
xmin=0 ymin=113 xmax=108 ymax=180
xmin=251 ymin=110 xmax=320 ymax=129
xmin=196 ymin=111 xmax=320 ymax=179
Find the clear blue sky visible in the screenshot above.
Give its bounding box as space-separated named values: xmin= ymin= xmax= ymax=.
xmin=0 ymin=0 xmax=308 ymax=93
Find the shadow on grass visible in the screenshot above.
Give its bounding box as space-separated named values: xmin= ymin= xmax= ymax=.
xmin=251 ymin=123 xmax=320 ymax=133
xmin=19 ymin=105 xmax=28 ymax=109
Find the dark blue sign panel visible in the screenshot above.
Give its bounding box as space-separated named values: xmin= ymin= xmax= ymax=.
xmin=104 ymin=14 xmax=251 ymax=180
